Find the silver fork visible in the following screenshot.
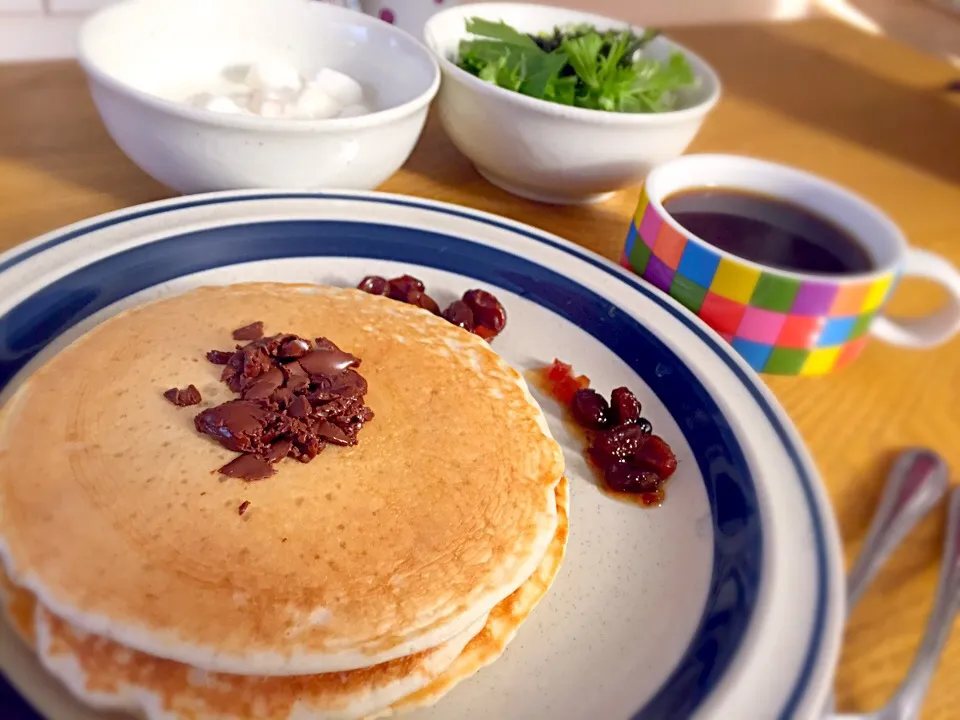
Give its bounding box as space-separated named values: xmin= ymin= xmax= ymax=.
xmin=826 ymin=448 xmax=953 ymax=720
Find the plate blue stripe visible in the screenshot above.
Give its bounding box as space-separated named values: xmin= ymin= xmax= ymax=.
xmin=0 ymin=193 xmax=827 ymax=719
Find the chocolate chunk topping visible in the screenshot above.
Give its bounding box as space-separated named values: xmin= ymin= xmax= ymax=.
xmin=314 ymin=419 xmax=351 ymax=446
xmin=232 ymin=321 xmax=265 ymax=341
xmin=279 ymin=336 xmax=311 ymax=359
xmin=184 ymin=326 xmax=372 ymax=484
xmin=265 ymin=438 xmax=294 ymax=463
xmin=205 ymin=350 xmax=234 ymax=365
xmin=298 ymin=342 xmax=360 ymax=377
xmin=221 ymin=454 xmax=276 ymax=481
xmin=242 ymin=366 xmax=284 ymax=400
xmin=238 ymin=500 xmax=251 ymax=515
xmin=288 ymin=395 xmax=311 ymax=418
xmin=195 ymin=400 xmax=285 ymax=454
xmin=163 ymin=384 xmax=202 ymax=407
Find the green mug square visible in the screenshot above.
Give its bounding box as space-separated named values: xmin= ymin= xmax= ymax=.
xmin=670 ymin=274 xmax=708 ymax=313
xmin=629 ymin=237 xmax=653 ymax=274
xmin=850 ymin=312 xmax=873 ymax=340
xmin=764 ymin=347 xmax=809 ymax=375
xmin=750 ymin=274 xmax=801 ymax=313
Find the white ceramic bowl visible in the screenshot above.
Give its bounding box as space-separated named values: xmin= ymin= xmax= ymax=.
xmin=423 ymin=2 xmax=721 ymax=205
xmin=77 ymin=0 xmax=440 ymax=194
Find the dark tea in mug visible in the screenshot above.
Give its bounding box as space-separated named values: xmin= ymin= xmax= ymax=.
xmin=662 ymin=187 xmax=875 ymax=275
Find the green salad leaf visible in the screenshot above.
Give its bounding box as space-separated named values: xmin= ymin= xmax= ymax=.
xmin=456 ymin=19 xmax=697 ymax=113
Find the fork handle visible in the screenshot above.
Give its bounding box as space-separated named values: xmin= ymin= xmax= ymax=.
xmin=889 ymin=487 xmax=960 ymax=720
xmin=846 ymin=449 xmax=949 ymax=609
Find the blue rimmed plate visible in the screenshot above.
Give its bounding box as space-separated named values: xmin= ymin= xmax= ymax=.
xmin=0 ymin=191 xmax=843 ymax=720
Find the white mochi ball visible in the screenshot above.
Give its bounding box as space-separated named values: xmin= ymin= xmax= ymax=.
xmin=244 ymin=59 xmax=303 ymax=94
xmin=310 ymin=68 xmax=364 ymax=107
xmin=294 ymin=86 xmax=342 ymax=120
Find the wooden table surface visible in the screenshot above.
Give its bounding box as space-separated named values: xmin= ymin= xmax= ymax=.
xmin=1 ymin=16 xmax=959 ymax=720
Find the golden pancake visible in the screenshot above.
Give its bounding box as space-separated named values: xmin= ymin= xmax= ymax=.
xmin=0 ymin=479 xmax=568 ymax=720
xmin=1 ymin=562 xmax=481 ymax=720
xmin=380 ymin=475 xmax=570 ymax=717
xmin=0 ymin=283 xmax=564 ymax=676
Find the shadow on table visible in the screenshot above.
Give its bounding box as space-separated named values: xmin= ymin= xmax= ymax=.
xmin=672 ymin=22 xmax=960 ymax=186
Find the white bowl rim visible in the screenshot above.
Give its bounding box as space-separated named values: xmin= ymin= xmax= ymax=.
xmin=423 ymin=1 xmax=721 ymax=125
xmin=76 ymin=0 xmax=441 ymax=134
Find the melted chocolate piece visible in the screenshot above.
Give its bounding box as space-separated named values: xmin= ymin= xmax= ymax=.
xmin=186 ymin=330 xmax=373 ymax=486
xmin=282 ymin=361 xmax=310 ymax=393
xmin=331 ymin=369 xmax=367 ymax=397
xmin=242 ymin=367 xmax=284 ymax=400
xmin=288 ymin=395 xmax=311 ymax=419
xmin=278 ymin=336 xmax=311 ymax=359
xmin=232 ymin=321 xmax=265 ymax=341
xmin=264 ymin=438 xmax=293 ymax=463
xmin=194 ymin=400 xmax=285 ymax=454
xmin=238 ymin=500 xmax=251 ymax=515
xmin=292 ymin=435 xmax=326 ymax=462
xmin=205 ymin=350 xmax=234 ymax=365
xmin=163 ymin=385 xmax=202 ymax=407
xmin=314 ymin=419 xmax=351 ymax=446
xmin=270 ymin=387 xmax=294 ymax=408
xmin=299 ymin=343 xmax=360 ymax=377
xmin=220 ymin=454 xmax=276 ymax=481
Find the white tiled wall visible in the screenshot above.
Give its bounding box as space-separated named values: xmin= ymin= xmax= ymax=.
xmin=0 ymin=0 xmax=41 ymax=12
xmin=0 ymin=0 xmax=955 ymax=64
xmin=47 ymin=0 xmax=115 ymax=11
xmin=0 ymin=0 xmax=821 ymax=62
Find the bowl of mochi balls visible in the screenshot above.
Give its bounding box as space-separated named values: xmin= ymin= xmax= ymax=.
xmin=76 ymin=0 xmax=440 ymax=194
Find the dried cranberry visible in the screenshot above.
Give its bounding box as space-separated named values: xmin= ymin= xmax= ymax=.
xmin=604 ymin=461 xmax=662 ymax=494
xmin=571 ymin=389 xmax=610 ymax=430
xmin=610 ymin=387 xmax=641 ymax=425
xmin=542 ymin=359 xmax=590 ymax=405
xmin=357 ymin=276 xmax=389 ymax=295
xmin=462 ymin=289 xmax=506 ymax=335
xmin=545 ymin=359 xmax=574 ymax=384
xmin=633 ymin=435 xmax=678 ymax=480
xmin=442 ymin=300 xmax=475 ymax=331
xmin=406 ymin=290 xmax=441 ymax=315
xmin=387 ymin=275 xmax=425 ymax=301
xmin=590 ymin=424 xmax=650 ymax=462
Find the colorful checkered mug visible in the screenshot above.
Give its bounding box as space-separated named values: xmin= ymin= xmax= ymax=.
xmin=621 ymin=154 xmax=960 ymax=375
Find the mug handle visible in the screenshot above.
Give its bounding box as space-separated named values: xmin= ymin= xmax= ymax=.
xmin=871 ymin=248 xmax=960 ymax=348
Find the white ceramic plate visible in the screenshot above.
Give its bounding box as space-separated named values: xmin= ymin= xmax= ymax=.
xmin=0 ymin=191 xmax=843 ymax=720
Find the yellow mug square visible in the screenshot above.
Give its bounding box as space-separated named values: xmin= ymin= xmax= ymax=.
xmin=709 ymin=258 xmax=761 ymax=304
xmin=862 ymin=274 xmax=895 ymax=312
xmin=800 ymin=347 xmax=842 ymax=376
xmin=634 ymin=185 xmax=650 ymax=228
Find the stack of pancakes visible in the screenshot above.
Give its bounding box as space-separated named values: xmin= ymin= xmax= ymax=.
xmin=0 ymin=284 xmax=568 ymax=719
